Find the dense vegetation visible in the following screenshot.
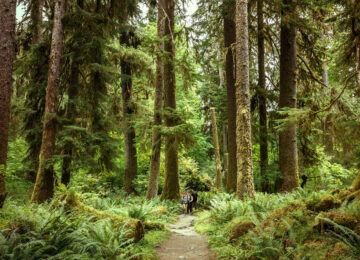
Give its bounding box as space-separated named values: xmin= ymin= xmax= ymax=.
xmin=1 ymin=0 xmax=360 ymax=259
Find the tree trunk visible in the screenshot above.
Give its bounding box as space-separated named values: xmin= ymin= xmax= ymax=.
xmin=356 ymin=39 xmax=360 ymax=89
xmin=257 ymin=0 xmax=269 ymax=192
xmin=210 ymin=108 xmax=223 ymax=190
xmin=279 ymin=0 xmax=299 ymax=192
xmin=121 ymin=32 xmax=138 ymax=195
xmin=147 ymin=2 xmax=165 ymax=200
xmin=30 ymin=0 xmax=44 ymax=44
xmin=160 ymin=0 xmax=179 ymax=201
xmin=223 ymin=1 xmax=237 ymax=193
xmin=235 ymin=0 xmax=255 ymax=199
xmin=31 ymin=0 xmax=66 ymax=203
xmin=0 ymin=0 xmax=16 ymax=207
xmin=61 ymin=65 xmax=79 ymax=186
xmin=222 ymin=123 xmax=228 ymax=186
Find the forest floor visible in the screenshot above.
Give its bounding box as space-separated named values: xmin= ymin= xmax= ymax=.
xmin=156 ymin=213 xmax=216 ymax=260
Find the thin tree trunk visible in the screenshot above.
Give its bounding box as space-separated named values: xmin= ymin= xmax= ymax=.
xmin=147 ymin=3 xmax=165 ymax=200
xmin=31 ymin=0 xmax=44 ymax=44
xmin=257 ymin=0 xmax=269 ymax=192
xmin=356 ymin=39 xmax=360 ymax=89
xmin=160 ymin=0 xmax=180 ymax=201
xmin=121 ymin=32 xmax=138 ymax=195
xmin=61 ymin=65 xmax=79 ymax=186
xmin=210 ymin=108 xmax=223 ymax=190
xmin=31 ymin=0 xmax=66 ymax=203
xmin=235 ymin=0 xmax=255 ymax=199
xmin=222 ymin=123 xmax=228 ymax=186
xmin=0 ymin=0 xmax=16 ymax=207
xmin=223 ymin=1 xmax=237 ymax=193
xmin=279 ymin=0 xmax=299 ymax=192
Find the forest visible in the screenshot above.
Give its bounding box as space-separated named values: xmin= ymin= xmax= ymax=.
xmin=1 ymin=0 xmax=360 ymax=259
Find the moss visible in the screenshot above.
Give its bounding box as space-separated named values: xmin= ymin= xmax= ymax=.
xmin=65 ymin=193 xmax=144 ymax=242
xmin=261 ymin=200 xmax=308 ymax=231
xmin=306 ymin=194 xmax=341 ymax=212
xmin=354 ymin=223 xmax=360 ymax=235
xmin=338 ymin=189 xmax=352 ymax=201
xmin=315 ymin=212 xmax=359 ymax=231
xmin=152 ymin=206 xmax=167 ymax=215
xmin=225 ymin=218 xmax=255 ymax=240
xmin=328 ymin=242 xmax=351 ymax=259
xmin=143 ymin=221 xmax=165 ymax=231
xmin=350 ymin=172 xmax=360 ymax=191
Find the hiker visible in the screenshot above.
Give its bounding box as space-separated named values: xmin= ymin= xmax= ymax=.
xmin=187 ymin=191 xmax=194 ymax=214
xmin=181 ymin=191 xmax=189 ymax=214
xmin=192 ymin=190 xmax=198 ymax=210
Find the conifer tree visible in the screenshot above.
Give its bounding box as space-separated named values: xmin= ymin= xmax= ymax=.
xmin=235 ymin=0 xmax=255 ymax=199
xmin=161 ymin=0 xmax=180 ymax=201
xmin=257 ymin=0 xmax=269 ymax=192
xmin=279 ymin=0 xmax=299 ymax=192
xmin=0 ymin=0 xmax=16 ymax=207
xmin=147 ymin=1 xmax=165 ymax=200
xmin=223 ymin=0 xmax=237 ymax=193
xmin=32 ymin=0 xmax=66 ymax=203
xmin=121 ymin=31 xmax=138 ymax=195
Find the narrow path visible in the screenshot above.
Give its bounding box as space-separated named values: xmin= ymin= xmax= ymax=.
xmin=156 ymin=214 xmax=216 ymax=260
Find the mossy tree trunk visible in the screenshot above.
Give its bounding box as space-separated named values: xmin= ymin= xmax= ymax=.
xmin=30 ymin=0 xmax=44 ymax=44
xmin=222 ymin=123 xmax=228 ymax=187
xmin=121 ymin=32 xmax=138 ymax=195
xmin=257 ymin=0 xmax=269 ymax=192
xmin=147 ymin=2 xmax=165 ymax=200
xmin=351 ymin=172 xmax=360 ymax=191
xmin=357 ymin=39 xmax=360 ymax=89
xmin=279 ymin=0 xmax=299 ymax=192
xmin=223 ymin=1 xmax=237 ymax=193
xmin=31 ymin=0 xmax=66 ymax=203
xmin=235 ymin=0 xmax=255 ymax=199
xmin=160 ymin=0 xmax=180 ymax=201
xmin=210 ymin=108 xmax=223 ymax=190
xmin=0 ymin=0 xmax=16 ymax=207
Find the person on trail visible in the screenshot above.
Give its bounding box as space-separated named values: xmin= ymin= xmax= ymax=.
xmin=187 ymin=191 xmax=194 ymax=214
xmin=192 ymin=190 xmax=198 ymax=210
xmin=181 ymin=192 xmax=189 ymax=214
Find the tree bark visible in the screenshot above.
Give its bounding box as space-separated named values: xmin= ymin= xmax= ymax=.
xmin=0 ymin=0 xmax=16 ymax=207
xmin=222 ymin=123 xmax=228 ymax=186
xmin=30 ymin=0 xmax=44 ymax=44
xmin=257 ymin=0 xmax=269 ymax=192
xmin=147 ymin=2 xmax=165 ymax=200
xmin=160 ymin=0 xmax=180 ymax=201
xmin=235 ymin=0 xmax=255 ymax=199
xmin=279 ymin=0 xmax=299 ymax=192
xmin=356 ymin=39 xmax=360 ymax=89
xmin=210 ymin=108 xmax=223 ymax=190
xmin=31 ymin=0 xmax=66 ymax=203
xmin=61 ymin=65 xmax=79 ymax=186
xmin=223 ymin=1 xmax=237 ymax=193
xmin=121 ymin=32 xmax=138 ymax=195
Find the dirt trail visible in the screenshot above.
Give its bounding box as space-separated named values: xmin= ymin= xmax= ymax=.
xmin=156 ymin=214 xmax=216 ymax=260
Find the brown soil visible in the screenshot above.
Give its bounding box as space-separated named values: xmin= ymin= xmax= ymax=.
xmin=156 ymin=214 xmax=216 ymax=260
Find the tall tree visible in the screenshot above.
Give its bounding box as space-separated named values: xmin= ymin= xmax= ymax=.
xmin=30 ymin=0 xmax=44 ymax=44
xmin=257 ymin=0 xmax=269 ymax=191
xmin=279 ymin=0 xmax=299 ymax=192
xmin=0 ymin=0 xmax=17 ymax=207
xmin=222 ymin=123 xmax=228 ymax=186
xmin=210 ymin=108 xmax=223 ymax=190
xmin=121 ymin=31 xmax=138 ymax=195
xmin=235 ymin=0 xmax=255 ymax=199
xmin=223 ymin=0 xmax=237 ymax=193
xmin=31 ymin=0 xmax=66 ymax=203
xmin=147 ymin=2 xmax=165 ymax=200
xmin=161 ymin=0 xmax=180 ymax=201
